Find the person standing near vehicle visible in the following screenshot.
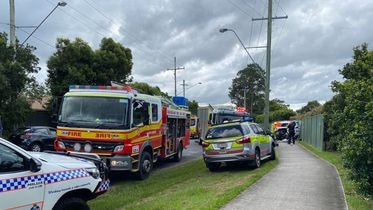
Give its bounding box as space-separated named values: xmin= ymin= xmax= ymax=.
xmin=287 ymin=121 xmax=296 ymax=144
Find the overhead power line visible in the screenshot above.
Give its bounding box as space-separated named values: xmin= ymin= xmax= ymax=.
xmin=45 ymin=0 xmax=171 ymax=72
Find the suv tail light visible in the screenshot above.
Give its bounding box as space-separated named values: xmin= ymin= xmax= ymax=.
xmin=201 ymin=141 xmax=210 ymax=148
xmin=236 ymin=136 xmax=251 ymax=144
xmin=20 ymin=134 xmax=32 ymax=139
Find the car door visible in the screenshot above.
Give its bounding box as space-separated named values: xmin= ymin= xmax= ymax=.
xmin=249 ymin=124 xmax=261 ymax=149
xmin=255 ymin=124 xmax=270 ymax=155
xmin=46 ymin=128 xmax=57 ymax=150
xmin=0 ymin=142 xmax=45 ymax=210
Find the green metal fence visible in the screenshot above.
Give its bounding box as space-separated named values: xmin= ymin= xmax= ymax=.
xmin=301 ymin=114 xmax=324 ymax=151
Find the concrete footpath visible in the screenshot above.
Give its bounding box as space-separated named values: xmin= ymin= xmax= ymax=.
xmin=221 ymin=142 xmax=347 ymax=210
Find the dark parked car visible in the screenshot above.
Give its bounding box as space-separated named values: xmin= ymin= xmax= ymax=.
xmin=8 ymin=126 xmax=56 ymax=152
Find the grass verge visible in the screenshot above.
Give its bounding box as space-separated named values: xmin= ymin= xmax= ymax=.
xmin=299 ymin=141 xmax=373 ymax=210
xmin=89 ymin=157 xmax=278 ymax=210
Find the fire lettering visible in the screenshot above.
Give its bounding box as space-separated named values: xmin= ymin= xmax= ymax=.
xmin=95 ymin=133 xmax=111 ymax=139
xmin=68 ymin=131 xmax=81 ymax=137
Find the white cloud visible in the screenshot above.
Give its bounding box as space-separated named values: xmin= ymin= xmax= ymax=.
xmin=1 ymin=0 xmax=372 ymax=111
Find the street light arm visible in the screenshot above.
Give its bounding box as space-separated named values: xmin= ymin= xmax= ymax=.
xmin=219 ymin=28 xmax=256 ymax=64
xmin=227 ymin=29 xmax=256 ymax=64
xmin=21 ymin=2 xmax=66 ymax=46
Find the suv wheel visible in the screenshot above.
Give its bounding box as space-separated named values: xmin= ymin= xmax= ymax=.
xmin=206 ymin=162 xmax=221 ymax=172
xmin=269 ymin=145 xmax=276 ymax=160
xmin=53 ymin=197 xmax=89 ymax=210
xmin=251 ymin=149 xmax=261 ymax=168
xmin=29 ymin=142 xmax=42 ymax=152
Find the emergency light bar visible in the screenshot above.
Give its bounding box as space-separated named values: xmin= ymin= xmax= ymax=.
xmin=69 ymin=85 xmax=133 ymax=92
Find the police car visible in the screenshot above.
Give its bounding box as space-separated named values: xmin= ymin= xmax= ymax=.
xmin=0 ymin=138 xmax=109 ymax=210
xmin=200 ymin=121 xmax=276 ymax=171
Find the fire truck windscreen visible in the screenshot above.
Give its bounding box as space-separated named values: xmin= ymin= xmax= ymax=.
xmin=59 ymin=96 xmax=130 ymax=129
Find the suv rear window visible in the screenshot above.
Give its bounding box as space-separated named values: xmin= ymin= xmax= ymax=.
xmin=205 ymin=125 xmax=243 ymax=139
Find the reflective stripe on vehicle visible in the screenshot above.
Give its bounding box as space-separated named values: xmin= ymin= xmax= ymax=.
xmin=0 ymin=169 xmax=90 ymax=193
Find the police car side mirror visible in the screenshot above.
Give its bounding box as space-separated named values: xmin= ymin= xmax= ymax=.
xmin=30 ymin=158 xmax=42 ymax=173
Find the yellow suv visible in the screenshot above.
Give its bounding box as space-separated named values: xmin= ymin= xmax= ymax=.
xmin=201 ymin=121 xmax=276 ymax=171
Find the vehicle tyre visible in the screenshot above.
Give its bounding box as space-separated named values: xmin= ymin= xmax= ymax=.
xmin=270 ymin=145 xmax=276 ymax=160
xmin=251 ymin=149 xmax=261 ymax=168
xmin=29 ymin=142 xmax=43 ymax=152
xmin=206 ymin=162 xmax=221 ymax=172
xmin=53 ymin=197 xmax=89 ymax=210
xmin=173 ymin=142 xmax=183 ymax=162
xmin=136 ymin=151 xmax=153 ymax=180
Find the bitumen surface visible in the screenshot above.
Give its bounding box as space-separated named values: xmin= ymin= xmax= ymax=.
xmin=221 ymin=141 xmax=347 ymax=210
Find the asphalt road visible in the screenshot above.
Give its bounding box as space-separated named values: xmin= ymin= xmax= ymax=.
xmin=110 ymin=139 xmax=202 ymax=182
xmin=156 ymin=139 xmax=202 ymax=169
xmin=221 ymin=141 xmax=347 ymax=210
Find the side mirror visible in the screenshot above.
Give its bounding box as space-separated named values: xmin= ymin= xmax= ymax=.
xmin=30 ymin=158 xmax=42 ymax=173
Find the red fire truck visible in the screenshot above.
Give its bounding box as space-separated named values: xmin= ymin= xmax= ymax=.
xmin=54 ymin=85 xmax=191 ymax=179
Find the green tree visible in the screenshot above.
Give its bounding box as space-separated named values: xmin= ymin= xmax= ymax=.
xmin=0 ymin=32 xmax=41 ymax=134
xmin=228 ymin=63 xmax=265 ymax=116
xmin=130 ymin=82 xmax=165 ymax=96
xmin=297 ymin=100 xmax=321 ymax=114
xmin=324 ymin=43 xmax=373 ymax=195
xmin=255 ymin=99 xmax=295 ymax=123
xmin=188 ymin=100 xmax=199 ymax=116
xmin=47 ymin=37 xmax=133 ymax=97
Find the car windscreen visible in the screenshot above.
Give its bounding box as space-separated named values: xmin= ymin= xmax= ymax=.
xmin=205 ymin=125 xmax=243 ymax=139
xmin=59 ymin=96 xmax=129 ymax=129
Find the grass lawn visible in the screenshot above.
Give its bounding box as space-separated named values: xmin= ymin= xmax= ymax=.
xmin=89 ymin=156 xmax=278 ymax=210
xmin=299 ymin=141 xmax=373 ymax=210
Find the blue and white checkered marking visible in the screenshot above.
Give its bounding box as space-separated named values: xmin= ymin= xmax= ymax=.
xmin=96 ymin=180 xmax=110 ymax=193
xmin=0 ymin=169 xmax=90 ymax=193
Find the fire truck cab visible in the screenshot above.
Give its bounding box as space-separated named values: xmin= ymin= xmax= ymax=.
xmin=54 ymin=85 xmax=191 ymax=180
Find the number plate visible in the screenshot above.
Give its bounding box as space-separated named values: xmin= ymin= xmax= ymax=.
xmin=216 ymin=143 xmax=228 ymax=148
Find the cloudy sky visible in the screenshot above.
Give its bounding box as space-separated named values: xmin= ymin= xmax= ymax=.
xmin=1 ymin=0 xmax=372 ymax=110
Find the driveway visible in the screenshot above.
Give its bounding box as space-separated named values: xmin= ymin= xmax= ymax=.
xmin=221 ymin=142 xmax=347 ymax=210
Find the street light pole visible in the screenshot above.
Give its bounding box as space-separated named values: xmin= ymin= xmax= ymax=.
xmin=219 ymin=28 xmax=255 ymax=64
xmin=9 ymin=0 xmax=15 ymax=46
xmin=243 ymin=88 xmax=247 ymax=112
xmin=264 ymin=0 xmax=273 ymax=132
xmin=21 ymin=1 xmax=67 ymax=46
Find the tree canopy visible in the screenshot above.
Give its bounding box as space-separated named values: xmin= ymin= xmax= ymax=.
xmin=129 ymin=82 xmax=169 ymax=98
xmin=188 ymin=100 xmax=199 ymax=116
xmin=323 ymin=43 xmax=373 ymax=195
xmin=228 ymin=63 xmax=265 ymax=116
xmin=255 ymin=99 xmax=295 ymax=123
xmin=0 ymin=32 xmax=44 ymax=134
xmin=296 ymin=100 xmax=321 ymax=114
xmin=47 ymin=37 xmax=133 ymax=96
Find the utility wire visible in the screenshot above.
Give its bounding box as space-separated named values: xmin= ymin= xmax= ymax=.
xmin=239 ymin=0 xmax=262 ymax=17
xmin=46 ymin=0 xmax=170 ymax=71
xmin=227 ymin=0 xmax=255 ymax=17
xmin=17 ymin=27 xmax=55 ymax=49
xmin=81 ymin=0 xmax=173 ymax=65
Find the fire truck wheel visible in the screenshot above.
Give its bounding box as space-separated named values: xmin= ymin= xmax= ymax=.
xmin=173 ymin=142 xmax=183 ymax=162
xmin=136 ymin=151 xmax=153 ymax=180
